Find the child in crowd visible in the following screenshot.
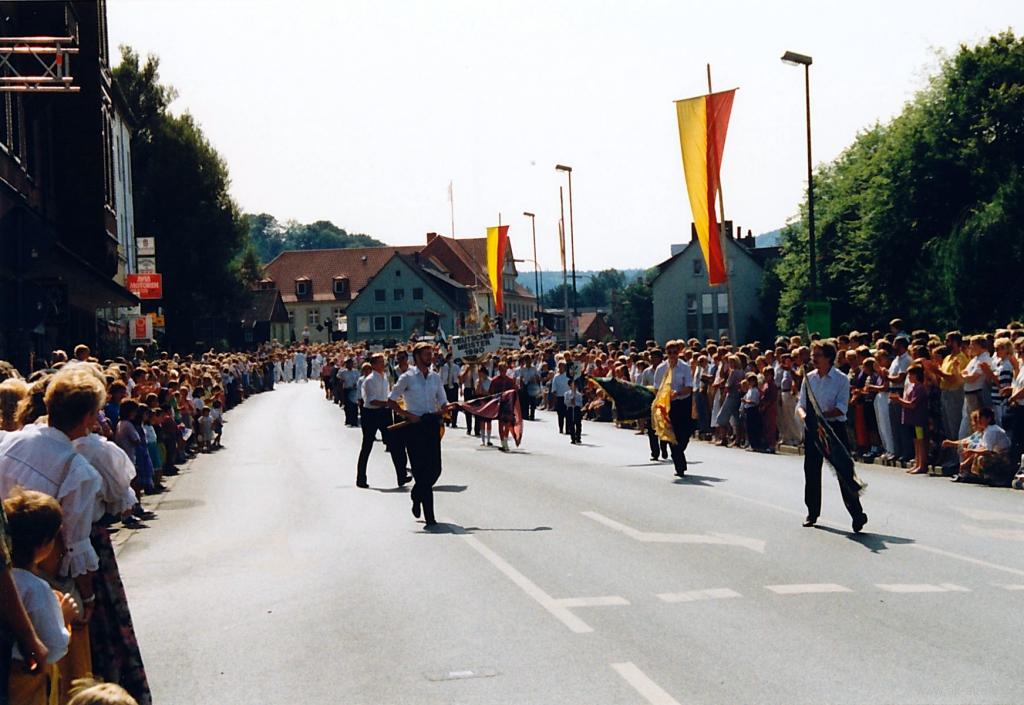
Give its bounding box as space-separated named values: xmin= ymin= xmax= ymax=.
xmin=211 ymin=400 xmax=224 ymax=449
xmin=741 ymin=372 xmax=764 ymax=451
xmin=565 ymin=379 xmax=583 ymax=445
xmin=198 ymin=407 xmax=214 ymax=453
xmin=475 ymin=367 xmax=492 ymax=447
xmin=890 ymin=365 xmax=928 ymax=474
xmin=4 ymin=488 xmax=78 ymax=705
xmin=67 ymin=678 xmax=139 ymax=705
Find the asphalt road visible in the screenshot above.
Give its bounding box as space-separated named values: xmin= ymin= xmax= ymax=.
xmin=116 ymin=382 xmax=1024 ymax=704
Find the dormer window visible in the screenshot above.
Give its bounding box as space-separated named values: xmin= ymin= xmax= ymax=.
xmin=333 ymin=276 xmax=348 ymax=296
xmin=295 ymin=276 xmax=311 ymax=296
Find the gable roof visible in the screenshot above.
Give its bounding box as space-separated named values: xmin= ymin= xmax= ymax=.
xmin=241 ymin=288 xmax=289 ymax=328
xmin=263 ymin=245 xmax=421 ymax=303
xmin=649 ymin=237 xmax=779 ymax=285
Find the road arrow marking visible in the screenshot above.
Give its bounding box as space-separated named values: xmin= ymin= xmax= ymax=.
xmin=582 ymin=511 xmax=765 ymax=553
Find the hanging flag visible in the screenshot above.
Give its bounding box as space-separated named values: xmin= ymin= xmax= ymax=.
xmin=423 ymin=308 xmax=441 ymax=335
xmin=558 ymin=220 xmax=566 ymax=271
xmin=589 ymin=376 xmax=656 ymax=421
xmin=486 ymin=225 xmax=510 ymax=314
xmin=651 ymin=366 xmax=677 ymax=444
xmin=675 ymin=88 xmax=737 ymax=286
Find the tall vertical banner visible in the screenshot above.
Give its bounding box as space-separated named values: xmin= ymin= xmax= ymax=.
xmin=486 ymin=225 xmax=509 ymax=314
xmin=675 ymin=89 xmax=737 ymax=286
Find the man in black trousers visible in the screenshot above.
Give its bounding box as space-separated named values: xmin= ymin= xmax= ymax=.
xmin=356 ymin=353 xmax=409 ymax=488
xmin=387 ymin=342 xmax=455 ymax=527
xmin=797 ymin=339 xmax=868 ymax=533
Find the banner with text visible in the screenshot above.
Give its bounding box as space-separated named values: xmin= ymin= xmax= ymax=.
xmin=451 ymin=331 xmax=520 ymax=359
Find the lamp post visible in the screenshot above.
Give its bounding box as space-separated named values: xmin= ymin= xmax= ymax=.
xmin=555 ymin=164 xmax=578 ymax=344
xmin=781 ymin=50 xmax=816 ymax=301
xmin=523 ymin=211 xmax=541 ymax=315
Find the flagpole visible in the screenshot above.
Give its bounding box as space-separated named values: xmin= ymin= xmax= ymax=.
xmin=707 ymin=64 xmax=738 ymax=346
xmin=449 ymin=180 xmax=456 ymax=239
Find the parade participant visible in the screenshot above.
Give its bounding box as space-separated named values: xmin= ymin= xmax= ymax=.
xmin=459 ymin=362 xmax=479 ymax=437
xmin=356 ymin=354 xmax=409 ymax=489
xmin=385 ymin=350 xmax=411 ymax=476
xmin=339 ymin=359 xmax=360 ymax=427
xmin=437 ymin=353 xmax=461 ymax=429
xmin=654 ymin=341 xmax=695 ymax=476
xmin=386 ymin=343 xmax=454 ymax=527
xmin=517 ymin=354 xmax=540 ymax=422
xmin=474 ymin=366 xmax=493 ymax=446
xmin=565 ymin=379 xmax=583 ymax=444
xmin=797 ymin=340 xmax=868 ymax=533
xmin=551 ymin=361 xmax=570 ymax=435
xmin=488 ymin=361 xmax=517 ymax=452
xmin=646 ymin=349 xmax=669 ymax=461
xmin=293 ymin=348 xmax=307 ymax=383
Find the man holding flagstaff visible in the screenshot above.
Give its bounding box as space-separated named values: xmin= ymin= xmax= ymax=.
xmin=387 ymin=342 xmax=457 ymax=527
xmin=654 ymin=340 xmax=695 ymax=477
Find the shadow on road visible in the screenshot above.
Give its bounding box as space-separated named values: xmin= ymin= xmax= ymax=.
xmin=814 ymin=524 xmax=916 ymax=553
xmin=434 ymin=485 xmax=467 ymax=493
xmin=672 ymin=474 xmax=726 ymax=487
xmin=419 ymin=523 xmax=552 ymax=535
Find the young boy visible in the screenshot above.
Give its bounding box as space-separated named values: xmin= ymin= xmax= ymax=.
xmin=198 ymin=407 xmax=214 ymax=453
xmin=5 ymin=488 xmax=78 ymax=704
xmin=565 ymin=380 xmax=583 ymax=445
xmin=211 ymin=400 xmax=224 ymax=449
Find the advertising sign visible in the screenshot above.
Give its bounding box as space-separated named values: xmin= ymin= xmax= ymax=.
xmin=137 ymin=257 xmax=157 ymax=274
xmin=136 ymin=237 xmax=156 ymax=256
xmin=147 ymin=313 xmax=165 ymax=328
xmin=451 ymin=331 xmax=521 ymax=359
xmin=127 ymin=273 xmax=163 ymax=300
xmin=129 ymin=316 xmax=153 ymax=344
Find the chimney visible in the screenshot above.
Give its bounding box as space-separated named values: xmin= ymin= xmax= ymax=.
xmin=427 ymin=232 xmax=439 ymax=244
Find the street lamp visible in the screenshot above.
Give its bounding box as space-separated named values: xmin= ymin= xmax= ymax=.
xmin=781 ymin=50 xmax=816 ymax=301
xmin=523 ymin=212 xmax=542 ymax=315
xmin=555 ymin=164 xmax=577 ymax=344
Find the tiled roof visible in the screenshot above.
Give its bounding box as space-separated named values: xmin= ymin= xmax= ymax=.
xmin=264 ymin=245 xmax=421 ymax=303
xmin=241 ymin=289 xmax=288 ymax=327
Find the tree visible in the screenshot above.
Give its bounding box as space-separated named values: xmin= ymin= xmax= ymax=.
xmin=114 ymin=47 xmax=250 ymax=351
xmin=236 ymin=243 xmax=264 ymax=286
xmin=771 ymin=30 xmax=1024 ymax=335
xmin=246 ymin=214 xmax=386 ymax=263
xmin=616 ymin=282 xmax=653 ymax=343
xmin=543 ymin=282 xmax=578 ymax=310
xmin=578 ymin=268 xmax=627 ymax=307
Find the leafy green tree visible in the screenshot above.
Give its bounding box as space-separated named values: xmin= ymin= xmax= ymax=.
xmin=246 ymin=214 xmax=386 ymax=263
xmin=236 ymin=243 xmax=264 ymax=286
xmin=772 ymin=31 xmax=1024 ymax=335
xmin=616 ymin=282 xmax=653 ymax=342
xmin=114 ymin=47 xmax=251 ymax=351
xmin=543 ymin=282 xmax=578 ymax=310
xmin=578 ymin=268 xmax=627 ymax=307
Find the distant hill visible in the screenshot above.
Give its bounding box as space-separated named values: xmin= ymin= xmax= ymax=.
xmin=246 ymin=213 xmax=386 ymax=264
xmin=516 ymin=269 xmax=647 ymax=297
xmin=755 ymin=228 xmax=782 ymax=248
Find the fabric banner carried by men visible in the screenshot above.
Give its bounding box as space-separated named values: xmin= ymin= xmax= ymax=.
xmin=458 ymin=390 xmax=523 ymax=446
xmin=588 ymin=376 xmax=656 ymax=421
xmin=651 ymin=368 xmax=677 ymax=445
xmin=675 ymin=88 xmax=737 ymax=286
xmin=804 ymin=374 xmax=868 ymax=497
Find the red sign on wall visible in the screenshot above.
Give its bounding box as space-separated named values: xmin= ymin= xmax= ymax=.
xmin=127 ymin=273 xmax=163 ymax=300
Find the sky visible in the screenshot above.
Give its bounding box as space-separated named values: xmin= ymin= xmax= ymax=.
xmin=107 ymin=1 xmax=1022 ymax=272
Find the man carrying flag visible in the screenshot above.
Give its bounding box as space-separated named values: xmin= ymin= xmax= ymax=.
xmin=797 ymin=340 xmax=868 ymax=533
xmin=653 ymin=340 xmax=695 ymax=477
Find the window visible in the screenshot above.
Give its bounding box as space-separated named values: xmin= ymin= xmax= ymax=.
xmin=357 ymin=316 xmax=371 ymax=333
xmin=333 ymin=278 xmax=347 ymax=295
xmin=296 ymin=281 xmax=308 ymax=296
xmin=395 ymin=269 xmax=401 ymax=277
xmin=702 ymin=293 xmax=713 ymax=315
xmin=686 ymin=295 xmax=698 ymax=339
xmin=693 ymin=259 xmax=703 ymax=276
xmin=288 ymin=310 xmax=295 ymax=323
xmin=332 ymin=307 xmax=345 ymax=322
xmin=308 ymin=309 xmax=320 ymax=326
xmin=412 ymin=287 xmax=424 ymax=301
xmin=244 ymin=329 xmax=254 ymax=343
xmin=373 ymin=316 xmax=387 ymax=332
xmin=374 ymin=289 xmax=385 ymax=302
xmin=717 ymin=293 xmax=729 ymax=313
xmin=393 ymin=288 xmax=405 ymax=302
xmin=390 ymin=315 xmax=404 ymax=331
xmin=686 ymin=295 xmax=697 ymax=314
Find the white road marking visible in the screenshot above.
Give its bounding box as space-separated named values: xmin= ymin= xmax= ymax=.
xmin=765 ymin=583 xmax=852 ymax=595
xmin=657 ymin=588 xmax=741 ymax=603
xmin=553 ymin=596 xmax=630 ymax=608
xmin=582 ymin=511 xmax=765 ymax=553
xmin=875 ymin=583 xmax=969 ymax=593
xmin=910 ymin=544 xmax=1024 ymax=577
xmin=994 ymin=583 xmax=1024 ymax=590
xmin=457 ymin=533 xmax=593 ymax=633
xmin=960 ymin=524 xmax=1024 ymax=542
xmin=952 ymin=507 xmax=1024 ymax=524
xmin=611 ymin=662 xmax=683 ymax=705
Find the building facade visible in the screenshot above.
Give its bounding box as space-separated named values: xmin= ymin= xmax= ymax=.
xmin=651 ymin=230 xmax=778 ymax=346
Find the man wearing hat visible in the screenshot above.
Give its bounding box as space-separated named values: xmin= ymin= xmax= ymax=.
xmin=387 ymin=342 xmax=456 ymax=527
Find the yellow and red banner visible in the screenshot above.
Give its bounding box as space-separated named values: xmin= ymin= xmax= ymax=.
xmin=486 ymin=225 xmax=510 ymax=314
xmin=675 ymin=89 xmax=736 ymax=286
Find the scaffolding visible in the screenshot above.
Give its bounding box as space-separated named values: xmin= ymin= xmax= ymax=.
xmin=0 ymin=36 xmax=78 ymax=92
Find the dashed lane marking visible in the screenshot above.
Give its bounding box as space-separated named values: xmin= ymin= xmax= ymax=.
xmin=765 ymin=583 xmax=853 ymax=595
xmin=582 ymin=511 xmax=765 ymax=553
xmin=875 ymin=583 xmax=970 ymax=593
xmin=457 ymin=533 xmax=594 ymax=633
xmin=657 ymin=588 xmax=741 ymax=603
xmin=553 ymin=596 xmax=630 ymax=608
xmin=994 ymin=583 xmax=1024 ymax=590
xmin=611 ymin=662 xmax=683 ymax=705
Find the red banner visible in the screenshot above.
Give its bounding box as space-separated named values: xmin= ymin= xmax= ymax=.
xmin=127 ymin=273 xmax=163 ymax=300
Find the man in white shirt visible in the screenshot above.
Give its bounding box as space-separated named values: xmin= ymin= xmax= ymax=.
xmin=887 ymin=336 xmax=913 ymax=464
xmin=550 ymin=362 xmax=571 ymax=434
xmin=437 ymin=353 xmax=462 ymax=429
xmin=797 ymin=340 xmax=867 ymax=533
xmin=339 ymin=359 xmax=361 ymax=427
xmin=357 ymin=354 xmax=409 ymax=488
xmin=387 ymin=343 xmax=455 ymax=527
xmin=517 ymin=355 xmax=540 ymax=421
xmin=654 ymin=340 xmax=694 ymax=477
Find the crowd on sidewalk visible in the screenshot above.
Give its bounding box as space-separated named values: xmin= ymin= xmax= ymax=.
xmin=0 ymin=343 xmax=273 ymax=705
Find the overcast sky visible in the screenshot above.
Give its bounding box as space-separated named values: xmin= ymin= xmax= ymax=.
xmin=108 ymin=1 xmax=1021 ymax=271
